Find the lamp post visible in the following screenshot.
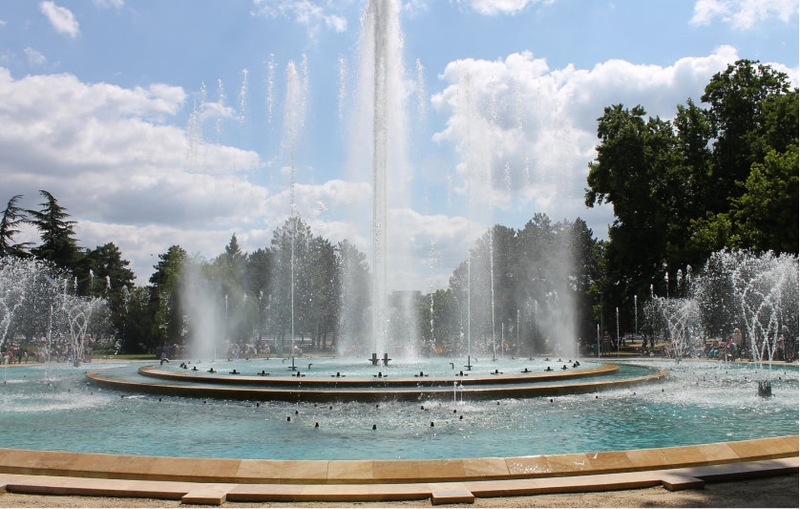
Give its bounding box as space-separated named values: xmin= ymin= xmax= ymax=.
xmin=616 ymin=307 xmax=620 ymax=356
xmin=596 ymin=323 xmax=600 ymax=359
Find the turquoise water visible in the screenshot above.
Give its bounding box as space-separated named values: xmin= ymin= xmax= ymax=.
xmin=0 ymin=359 xmax=796 ymax=460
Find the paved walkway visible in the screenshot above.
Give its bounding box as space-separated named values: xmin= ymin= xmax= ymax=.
xmin=0 ymin=435 xmax=796 ymax=505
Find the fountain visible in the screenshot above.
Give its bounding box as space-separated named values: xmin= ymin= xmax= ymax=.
xmin=0 ymin=0 xmax=797 ymax=503
xmin=648 ymin=251 xmax=798 ymax=366
xmin=0 ymin=257 xmax=107 ymax=368
xmin=2 ymin=254 xmax=794 ymax=474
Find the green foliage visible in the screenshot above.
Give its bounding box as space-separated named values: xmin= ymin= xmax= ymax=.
xmin=28 ymin=190 xmax=84 ymax=276
xmin=447 ymin=217 xmax=602 ymax=355
xmin=731 ymin=146 xmax=799 ymax=253
xmin=585 ymin=59 xmax=798 ymax=334
xmin=0 ymin=195 xmax=31 ymax=258
xmin=148 ymin=245 xmax=187 ymax=350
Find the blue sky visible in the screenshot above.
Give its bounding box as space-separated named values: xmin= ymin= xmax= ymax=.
xmin=0 ymin=0 xmax=797 ymax=291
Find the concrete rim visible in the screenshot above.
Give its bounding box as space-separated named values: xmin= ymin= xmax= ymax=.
xmin=86 ymin=362 xmax=670 ymax=402
xmin=0 ymin=436 xmax=797 ymax=505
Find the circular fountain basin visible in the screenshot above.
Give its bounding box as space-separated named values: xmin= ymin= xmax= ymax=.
xmin=0 ymin=358 xmax=796 ymax=462
xmin=86 ymin=356 xmax=667 ymax=402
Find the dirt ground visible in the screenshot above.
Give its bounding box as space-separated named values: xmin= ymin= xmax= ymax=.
xmin=0 ymin=474 xmax=797 ymax=508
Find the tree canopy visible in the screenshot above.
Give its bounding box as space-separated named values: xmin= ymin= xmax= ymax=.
xmin=0 ymin=195 xmax=31 ymax=258
xmin=586 ymin=60 xmax=798 ymax=325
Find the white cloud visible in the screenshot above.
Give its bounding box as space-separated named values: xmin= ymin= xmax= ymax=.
xmin=0 ymin=68 xmax=270 ymax=282
xmin=24 ymin=47 xmax=46 ymax=66
xmin=0 ymin=67 xmax=397 ymax=286
xmin=92 ymin=0 xmax=124 ymax=8
xmin=431 ymin=46 xmax=745 ymax=241
xmin=691 ymin=0 xmax=798 ymax=29
xmin=251 ymin=0 xmax=348 ymax=36
xmin=0 ymin=41 xmax=789 ymax=290
xmin=39 ymin=1 xmax=80 ymax=38
xmin=458 ymin=0 xmax=553 ymax=16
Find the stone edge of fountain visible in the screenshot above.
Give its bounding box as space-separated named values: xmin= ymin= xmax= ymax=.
xmin=85 ymin=363 xmax=668 ymax=402
xmin=0 ymin=435 xmax=795 ymax=502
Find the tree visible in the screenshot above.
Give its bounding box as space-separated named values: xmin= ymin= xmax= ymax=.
xmin=28 ymin=190 xmax=84 ymax=277
xmin=117 ymin=286 xmax=155 ymax=354
xmin=585 ymin=105 xmax=677 ymax=301
xmin=306 ymin=236 xmax=338 ymax=350
xmin=269 ymin=216 xmax=313 ymax=349
xmin=336 ymin=239 xmax=370 ymax=350
xmin=585 ymin=60 xmax=798 ymax=336
xmin=246 ymin=248 xmax=272 ymax=348
xmin=85 ymin=242 xmax=136 ymax=341
xmin=148 ymin=245 xmax=187 ymax=352
xmin=701 ymin=59 xmax=794 ymax=210
xmin=0 ymin=195 xmax=31 ymax=258
xmin=209 ymin=234 xmax=250 ymax=344
xmin=730 ymin=145 xmax=799 ymax=254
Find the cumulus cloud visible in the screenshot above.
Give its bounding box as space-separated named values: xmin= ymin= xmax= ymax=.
xmin=0 ymin=68 xmax=272 ymax=282
xmin=431 ymin=45 xmax=745 ymax=239
xmin=457 ymin=0 xmax=554 ymax=15
xmin=24 ymin=47 xmax=46 ymax=66
xmin=0 ymin=41 xmax=787 ymax=289
xmin=92 ymin=0 xmax=124 ymax=8
xmin=0 ymin=66 xmax=393 ymax=285
xmin=40 ymin=1 xmax=80 ymax=38
xmin=251 ymin=0 xmax=348 ymax=36
xmin=691 ymin=0 xmax=798 ymax=29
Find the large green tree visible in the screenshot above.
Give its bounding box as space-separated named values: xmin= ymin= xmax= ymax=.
xmin=148 ymin=245 xmax=187 ymax=351
xmin=446 ymin=215 xmax=602 ymax=356
xmin=84 ymin=242 xmax=136 ymax=341
xmin=585 ymin=105 xmax=678 ymax=309
xmin=246 ymin=247 xmax=272 ymax=348
xmin=0 ymin=195 xmax=32 ymax=258
xmin=28 ymin=190 xmax=84 ymax=277
xmin=585 ymin=59 xmax=798 ymax=335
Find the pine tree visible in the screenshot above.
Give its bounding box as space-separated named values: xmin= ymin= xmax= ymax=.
xmin=0 ymin=194 xmax=32 ymax=258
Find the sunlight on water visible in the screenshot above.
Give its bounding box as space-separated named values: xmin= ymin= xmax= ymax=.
xmin=0 ymin=360 xmax=796 ymax=460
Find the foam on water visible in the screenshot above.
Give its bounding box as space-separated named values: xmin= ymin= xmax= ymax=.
xmin=0 ymin=360 xmax=796 ymax=460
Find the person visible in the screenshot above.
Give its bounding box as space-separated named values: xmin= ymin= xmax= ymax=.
xmin=601 ymin=332 xmax=612 ymax=356
xmin=708 ymin=340 xmax=719 ymax=359
xmin=777 ymin=328 xmax=787 ymax=361
xmin=159 ymin=345 xmax=170 ymax=365
xmin=732 ymin=328 xmax=743 ymax=358
xmin=724 ymin=338 xmax=735 ymax=361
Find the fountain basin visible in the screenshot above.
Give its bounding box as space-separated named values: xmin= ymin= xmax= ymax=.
xmin=1 ymin=359 xmax=795 ymax=462
xmin=85 ymin=359 xmax=667 ymax=402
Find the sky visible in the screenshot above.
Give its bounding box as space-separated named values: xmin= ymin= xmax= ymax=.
xmin=0 ymin=0 xmax=797 ymax=292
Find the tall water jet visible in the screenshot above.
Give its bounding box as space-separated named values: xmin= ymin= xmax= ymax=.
xmin=369 ymin=0 xmax=389 ymax=357
xmin=345 ymin=0 xmax=413 ymax=358
xmin=180 ymin=261 xmax=223 ymax=361
xmin=280 ymin=58 xmax=308 ymax=362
